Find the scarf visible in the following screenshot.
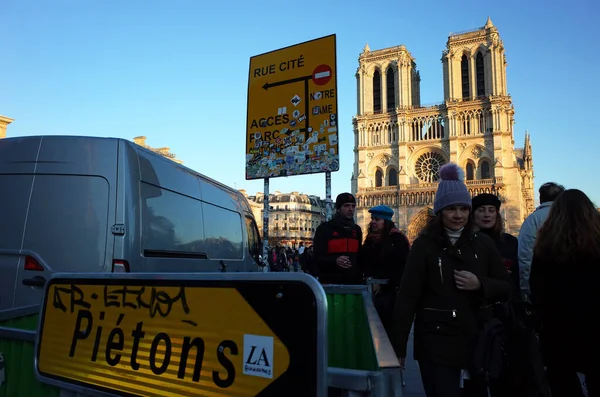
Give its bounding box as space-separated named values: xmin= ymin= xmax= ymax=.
xmin=367 ymin=230 xmax=383 ymax=244
xmin=334 ymin=211 xmax=355 ymax=228
xmin=445 ymin=227 xmax=464 ymax=245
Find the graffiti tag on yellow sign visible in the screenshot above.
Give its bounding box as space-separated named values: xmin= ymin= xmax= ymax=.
xmin=36 ymin=280 xmax=290 ymax=397
xmin=245 ymin=34 xmax=339 ymax=180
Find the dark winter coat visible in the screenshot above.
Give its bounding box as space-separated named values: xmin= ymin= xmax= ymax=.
xmin=530 ymin=251 xmax=600 ymax=374
xmin=391 ymin=229 xmax=512 ymax=369
xmin=480 ymin=229 xmax=520 ymax=298
xmin=360 ymin=230 xmax=410 ymax=290
xmin=312 ymin=214 xmax=363 ymax=284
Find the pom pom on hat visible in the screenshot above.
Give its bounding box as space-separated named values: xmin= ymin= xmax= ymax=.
xmin=439 ymin=163 xmax=465 ymax=182
xmin=433 ymin=162 xmax=472 ymax=214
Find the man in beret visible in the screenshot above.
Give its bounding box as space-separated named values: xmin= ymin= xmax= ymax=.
xmin=312 ymin=193 xmax=363 ymax=284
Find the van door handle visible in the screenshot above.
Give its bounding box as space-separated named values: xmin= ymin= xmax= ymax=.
xmin=22 ymin=276 xmax=46 ymax=287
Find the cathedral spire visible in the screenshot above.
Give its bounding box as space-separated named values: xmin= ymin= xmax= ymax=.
xmin=485 ymin=16 xmax=494 ymax=29
xmin=363 ymin=43 xmax=370 ymax=53
xmin=524 ymin=131 xmax=531 ymax=154
xmin=523 ymin=131 xmax=533 ymax=171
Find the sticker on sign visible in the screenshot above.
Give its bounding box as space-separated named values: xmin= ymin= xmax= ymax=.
xmin=243 ymin=334 xmax=274 ymax=379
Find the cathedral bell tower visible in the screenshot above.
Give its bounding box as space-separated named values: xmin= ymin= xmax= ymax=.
xmin=442 ymin=17 xmax=508 ymax=101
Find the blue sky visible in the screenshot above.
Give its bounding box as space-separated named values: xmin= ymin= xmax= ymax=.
xmin=2 ymin=0 xmax=599 ymax=206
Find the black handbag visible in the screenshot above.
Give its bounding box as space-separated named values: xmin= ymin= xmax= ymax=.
xmin=473 ymin=300 xmax=549 ymax=396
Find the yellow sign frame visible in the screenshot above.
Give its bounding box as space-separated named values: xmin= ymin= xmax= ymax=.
xmin=34 ymin=273 xmax=328 ymax=397
xmin=245 ymin=34 xmax=339 ymax=180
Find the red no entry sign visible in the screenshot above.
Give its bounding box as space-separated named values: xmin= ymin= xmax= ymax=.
xmin=313 ymin=64 xmax=332 ymax=86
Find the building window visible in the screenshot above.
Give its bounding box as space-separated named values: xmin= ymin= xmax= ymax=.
xmin=461 ymin=55 xmax=470 ymax=99
xmin=463 ymin=118 xmax=471 ymax=135
xmin=388 ymin=169 xmax=398 ymax=186
xmin=466 ymin=163 xmax=474 ymax=180
xmin=386 ymin=67 xmax=395 ymax=110
xmin=480 ymin=161 xmax=491 ymax=179
xmin=415 ymin=152 xmax=446 ymax=183
xmin=373 ymin=70 xmax=382 ymax=113
xmin=476 ymin=52 xmax=485 ymax=97
xmin=375 ymin=169 xmax=383 ymax=187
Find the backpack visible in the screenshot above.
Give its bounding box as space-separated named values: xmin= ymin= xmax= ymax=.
xmin=472 ymin=316 xmax=508 ymax=382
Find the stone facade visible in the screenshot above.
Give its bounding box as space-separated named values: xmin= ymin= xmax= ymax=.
xmin=133 ymin=136 xmax=183 ymax=164
xmin=351 ymin=18 xmax=535 ymax=240
xmin=0 ymin=115 xmax=13 ymax=139
xmin=242 ymin=190 xmax=326 ymax=247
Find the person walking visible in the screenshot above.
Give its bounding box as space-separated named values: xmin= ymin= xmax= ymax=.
xmin=530 ymin=189 xmax=599 ymax=397
xmin=360 ymin=204 xmax=410 ymax=334
xmin=391 ymin=163 xmax=512 ymax=397
xmin=312 ymin=193 xmax=363 ymax=284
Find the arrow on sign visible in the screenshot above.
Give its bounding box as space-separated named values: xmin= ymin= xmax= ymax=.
xmin=37 ymin=281 xmax=292 ymax=397
xmin=262 ymin=75 xmax=312 ymax=90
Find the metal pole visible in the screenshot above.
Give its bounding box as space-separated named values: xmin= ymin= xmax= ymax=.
xmin=263 ymin=178 xmax=270 ymax=262
xmin=325 ymin=171 xmax=332 ymax=221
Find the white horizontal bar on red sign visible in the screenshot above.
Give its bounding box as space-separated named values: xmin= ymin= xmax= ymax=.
xmin=315 ymin=71 xmax=331 ymax=79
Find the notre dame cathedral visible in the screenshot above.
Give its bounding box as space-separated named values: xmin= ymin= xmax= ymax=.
xmin=351 ymin=18 xmax=535 ymax=240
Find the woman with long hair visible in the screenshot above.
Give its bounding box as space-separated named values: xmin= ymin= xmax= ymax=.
xmin=359 ymin=205 xmax=410 ymax=334
xmin=530 ymin=189 xmax=600 ymax=396
xmin=391 ymin=163 xmax=512 ymax=397
xmin=471 ymin=193 xmax=520 ymax=296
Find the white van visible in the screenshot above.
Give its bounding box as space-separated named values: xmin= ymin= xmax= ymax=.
xmin=0 ymin=135 xmax=262 ymax=310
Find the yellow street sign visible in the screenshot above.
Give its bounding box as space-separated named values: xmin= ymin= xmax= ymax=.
xmin=245 ymin=34 xmax=339 ymax=180
xmin=37 ymin=280 xmax=291 ymax=396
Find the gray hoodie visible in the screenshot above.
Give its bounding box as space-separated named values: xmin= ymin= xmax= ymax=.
xmin=517 ymin=201 xmax=553 ymax=300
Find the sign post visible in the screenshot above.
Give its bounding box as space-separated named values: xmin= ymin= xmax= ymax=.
xmin=246 ymin=35 xmax=339 ymax=229
xmin=325 ymin=171 xmax=333 ymax=221
xmin=263 ymin=177 xmax=270 ymax=263
xmin=35 ymin=273 xmax=328 ymax=397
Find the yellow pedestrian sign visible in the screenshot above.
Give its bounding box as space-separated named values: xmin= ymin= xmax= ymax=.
xmin=35 ymin=273 xmax=328 ymax=396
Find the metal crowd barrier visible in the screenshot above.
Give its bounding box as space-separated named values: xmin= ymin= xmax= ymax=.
xmin=325 ymin=284 xmax=403 ymax=397
xmin=0 ymin=284 xmax=403 ymax=397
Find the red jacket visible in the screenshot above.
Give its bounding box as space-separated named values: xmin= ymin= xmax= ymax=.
xmin=312 ymin=215 xmax=363 ymax=284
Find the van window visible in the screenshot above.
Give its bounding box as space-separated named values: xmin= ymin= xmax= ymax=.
xmin=202 ymin=203 xmax=243 ymax=260
xmin=141 ymin=182 xmax=205 ymax=255
xmin=21 ymin=175 xmax=110 ymax=271
xmin=245 ymin=215 xmax=261 ymax=262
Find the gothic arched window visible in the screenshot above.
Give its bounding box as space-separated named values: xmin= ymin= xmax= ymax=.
xmin=375 ymin=169 xmax=383 ymax=187
xmin=461 ymin=55 xmax=470 ymax=99
xmin=386 ymin=67 xmax=395 ymax=110
xmin=466 ymin=163 xmax=474 ymax=180
xmin=388 ymin=169 xmax=398 ymax=186
xmin=476 ymin=52 xmax=485 ymax=97
xmin=373 ymin=70 xmax=382 ymax=113
xmin=480 ymin=160 xmax=491 ymax=179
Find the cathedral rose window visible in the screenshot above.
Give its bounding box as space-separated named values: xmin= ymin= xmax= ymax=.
xmin=415 ymin=152 xmax=446 ymax=183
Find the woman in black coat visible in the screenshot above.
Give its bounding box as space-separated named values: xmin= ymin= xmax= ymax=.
xmin=530 ymin=189 xmax=600 ymax=397
xmin=359 ymin=204 xmax=410 ymax=335
xmin=471 ymin=193 xmax=520 ymax=297
xmin=391 ymin=164 xmax=512 ymax=397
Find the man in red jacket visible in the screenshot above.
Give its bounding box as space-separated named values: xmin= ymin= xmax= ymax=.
xmin=312 ymin=193 xmax=363 ymax=285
